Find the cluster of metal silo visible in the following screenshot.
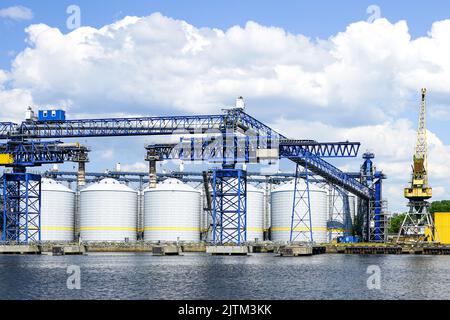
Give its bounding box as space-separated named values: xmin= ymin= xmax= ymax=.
xmin=37 ymin=175 xmax=356 ymax=244
xmin=38 ymin=177 xmax=205 ymax=243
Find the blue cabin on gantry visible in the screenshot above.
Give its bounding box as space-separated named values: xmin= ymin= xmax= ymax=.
xmin=38 ymin=110 xmax=66 ymax=122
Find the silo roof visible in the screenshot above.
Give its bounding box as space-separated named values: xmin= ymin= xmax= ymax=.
xmin=41 ymin=178 xmax=74 ymax=193
xmin=81 ymin=178 xmax=136 ymax=192
xmin=144 ymin=178 xmax=200 ymax=192
xmin=272 ymin=179 xmax=324 ymax=193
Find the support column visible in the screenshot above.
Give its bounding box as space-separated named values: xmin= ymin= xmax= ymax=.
xmin=367 ymin=172 xmax=387 ymax=242
xmin=2 ymin=172 xmax=41 ymax=243
xmin=77 ymin=162 xmax=86 ymax=187
xmin=290 ymin=162 xmax=313 ymax=243
xmin=148 ymin=159 xmax=157 ymax=188
xmin=145 ymin=148 xmax=159 ymax=189
xmin=137 ymin=175 xmax=144 ymax=240
xmin=211 ymin=168 xmax=247 ymax=245
xmin=263 ymin=177 xmax=272 ymax=241
xmin=75 ymin=161 xmax=86 ymax=241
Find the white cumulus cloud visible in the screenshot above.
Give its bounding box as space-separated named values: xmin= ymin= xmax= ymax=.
xmin=0 ymin=5 xmax=33 ymax=21
xmin=270 ymin=116 xmax=450 ymax=212
xmin=121 ymin=161 xmax=148 ymax=172
xmin=5 ymin=14 xmax=450 ymax=125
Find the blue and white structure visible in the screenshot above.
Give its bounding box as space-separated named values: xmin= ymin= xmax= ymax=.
xmin=0 ymin=105 xmax=384 ymax=244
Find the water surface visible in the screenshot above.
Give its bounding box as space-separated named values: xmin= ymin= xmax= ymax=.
xmin=0 ymin=253 xmax=449 ymax=300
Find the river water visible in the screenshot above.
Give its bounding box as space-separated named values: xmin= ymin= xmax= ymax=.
xmin=0 ymin=253 xmax=449 ymax=300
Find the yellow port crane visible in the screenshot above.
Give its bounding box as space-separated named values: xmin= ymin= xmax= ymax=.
xmin=404 ymin=88 xmax=432 ymax=200
xmin=397 ymin=88 xmax=437 ymax=243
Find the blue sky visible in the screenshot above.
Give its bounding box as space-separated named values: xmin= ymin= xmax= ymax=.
xmin=1 ymin=1 xmax=450 ymax=212
xmin=3 ymin=0 xmax=450 ymax=69
xmin=2 ymin=0 xmax=450 ymax=136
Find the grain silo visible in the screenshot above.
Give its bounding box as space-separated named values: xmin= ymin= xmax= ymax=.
xmin=79 ymin=178 xmax=137 ymax=242
xmin=246 ymin=184 xmax=264 ymax=242
xmin=144 ymin=178 xmax=201 ymax=242
xmin=40 ymin=178 xmax=75 ymax=242
xmin=271 ymin=179 xmax=328 ymax=243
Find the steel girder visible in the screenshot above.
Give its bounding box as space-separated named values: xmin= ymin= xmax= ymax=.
xmin=11 ymin=115 xmax=226 ymax=139
xmin=0 ymin=122 xmax=17 ymax=139
xmin=279 ymin=140 xmax=360 ymax=158
xmin=146 ymin=136 xmax=369 ymax=197
xmin=2 ymin=110 xmax=281 ymax=139
xmin=286 ymin=150 xmax=371 ymax=200
xmin=146 ymin=137 xmax=360 ymax=161
xmin=0 ymin=141 xmax=89 ymax=167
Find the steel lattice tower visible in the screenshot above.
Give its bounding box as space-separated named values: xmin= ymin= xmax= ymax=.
xmin=211 ymin=168 xmax=247 ymax=244
xmin=2 ymin=173 xmax=41 ymax=243
xmin=398 ymin=88 xmax=437 ymax=243
xmin=290 ymin=162 xmax=313 ymax=243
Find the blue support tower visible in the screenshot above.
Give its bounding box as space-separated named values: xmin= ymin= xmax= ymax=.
xmin=211 ymin=168 xmax=247 ymax=244
xmin=357 ymin=152 xmax=387 ymax=242
xmin=372 ymin=171 xmax=385 ymax=242
xmin=2 ymin=173 xmax=41 ymax=243
xmin=290 ymin=162 xmax=313 ymax=243
xmin=356 ymin=152 xmax=375 ymax=241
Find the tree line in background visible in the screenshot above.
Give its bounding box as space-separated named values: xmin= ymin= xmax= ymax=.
xmin=388 ymin=200 xmax=450 ymax=234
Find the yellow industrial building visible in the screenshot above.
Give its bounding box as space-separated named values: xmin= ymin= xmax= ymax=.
xmin=434 ymin=212 xmax=450 ymax=244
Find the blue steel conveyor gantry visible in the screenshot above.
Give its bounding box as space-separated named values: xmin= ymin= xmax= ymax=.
xmin=0 ymin=107 xmax=381 ymax=244
xmin=1 ymin=109 xmax=276 ymax=139
xmin=0 ymin=141 xmax=89 ymax=168
xmin=145 ymin=135 xmax=370 ymax=199
xmin=145 ymin=131 xmax=373 ymax=244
